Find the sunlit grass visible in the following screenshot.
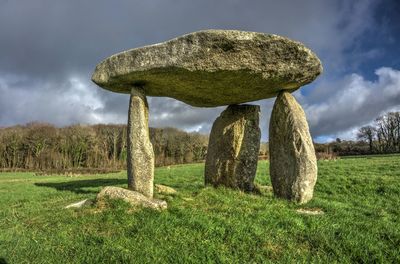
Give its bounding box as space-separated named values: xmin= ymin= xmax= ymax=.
xmin=0 ymin=155 xmax=399 ymax=263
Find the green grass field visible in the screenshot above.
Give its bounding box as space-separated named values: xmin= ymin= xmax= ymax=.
xmin=1 ymin=155 xmax=400 ymax=263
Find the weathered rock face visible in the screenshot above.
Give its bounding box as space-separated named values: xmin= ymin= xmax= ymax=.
xmin=92 ymin=30 xmax=322 ymax=107
xmin=205 ymin=104 xmax=261 ymax=191
xmin=97 ymin=186 xmax=167 ymax=210
xmin=269 ymin=92 xmax=317 ymax=203
xmin=127 ymin=87 xmax=154 ymax=198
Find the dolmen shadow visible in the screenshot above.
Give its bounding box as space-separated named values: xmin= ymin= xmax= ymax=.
xmin=35 ymin=178 xmax=126 ymax=194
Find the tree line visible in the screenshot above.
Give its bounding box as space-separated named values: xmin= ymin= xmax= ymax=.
xmin=1 ymin=111 xmax=398 ymax=171
xmin=315 ymin=111 xmax=400 ymax=156
xmin=0 ymin=123 xmax=208 ymax=170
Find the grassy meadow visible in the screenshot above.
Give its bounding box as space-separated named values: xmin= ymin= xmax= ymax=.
xmin=0 ymin=155 xmax=399 ymax=263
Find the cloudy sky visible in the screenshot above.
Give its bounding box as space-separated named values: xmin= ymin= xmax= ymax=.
xmin=0 ymin=0 xmax=399 ymax=142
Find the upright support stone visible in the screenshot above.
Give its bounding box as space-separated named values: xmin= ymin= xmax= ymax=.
xmin=205 ymin=104 xmax=261 ymax=192
xmin=269 ymin=91 xmax=317 ymax=203
xmin=127 ymin=86 xmax=154 ymax=198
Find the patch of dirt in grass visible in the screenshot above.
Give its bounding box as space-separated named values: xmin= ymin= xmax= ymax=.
xmin=296 ymin=208 xmax=324 ymax=215
xmin=263 ymin=241 xmax=283 ymax=259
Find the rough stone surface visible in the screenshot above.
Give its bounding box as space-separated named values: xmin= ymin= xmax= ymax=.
xmin=127 ymin=87 xmax=154 ymax=198
xmin=92 ymin=30 xmax=322 ymax=107
xmin=97 ymin=186 xmax=167 ymax=210
xmin=205 ymin=104 xmax=261 ymax=191
xmin=269 ymin=91 xmax=317 ymax=203
xmin=155 ymin=184 xmax=177 ymax=195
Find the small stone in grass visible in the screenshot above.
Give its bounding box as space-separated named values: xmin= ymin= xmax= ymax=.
xmin=97 ymin=186 xmax=167 ymax=210
xmin=155 ymin=184 xmax=177 ymax=195
xmin=296 ymin=208 xmax=324 ymax=215
xmin=65 ymin=199 xmax=93 ymax=209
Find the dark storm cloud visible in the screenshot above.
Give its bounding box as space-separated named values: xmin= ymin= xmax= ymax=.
xmin=0 ymin=0 xmax=398 ymax=141
xmin=0 ymin=0 xmax=379 ymax=77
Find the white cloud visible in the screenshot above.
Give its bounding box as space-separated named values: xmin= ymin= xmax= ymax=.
xmin=2 ymin=67 xmax=399 ymax=143
xmin=303 ymin=67 xmax=400 ymax=140
xmin=0 ymin=75 xmax=113 ymax=126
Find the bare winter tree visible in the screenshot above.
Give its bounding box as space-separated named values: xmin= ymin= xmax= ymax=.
xmin=357 ymin=125 xmax=376 ymax=152
xmin=375 ymin=112 xmax=400 ymax=153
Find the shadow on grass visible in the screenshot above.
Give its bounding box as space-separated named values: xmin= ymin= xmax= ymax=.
xmin=35 ymin=178 xmax=126 ymax=194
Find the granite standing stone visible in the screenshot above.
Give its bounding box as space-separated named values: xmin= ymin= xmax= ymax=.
xmin=205 ymin=104 xmax=261 ymax=192
xmin=269 ymin=91 xmax=317 ymax=203
xmin=127 ymin=87 xmax=154 ymax=198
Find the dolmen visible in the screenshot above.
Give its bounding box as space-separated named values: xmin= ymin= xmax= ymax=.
xmin=92 ymin=30 xmax=322 ymax=204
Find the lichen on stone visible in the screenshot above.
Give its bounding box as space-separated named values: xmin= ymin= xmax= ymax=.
xmin=92 ymin=30 xmax=322 ymax=107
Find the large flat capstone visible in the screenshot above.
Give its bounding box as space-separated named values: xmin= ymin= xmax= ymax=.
xmin=92 ymin=30 xmax=322 ymax=107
